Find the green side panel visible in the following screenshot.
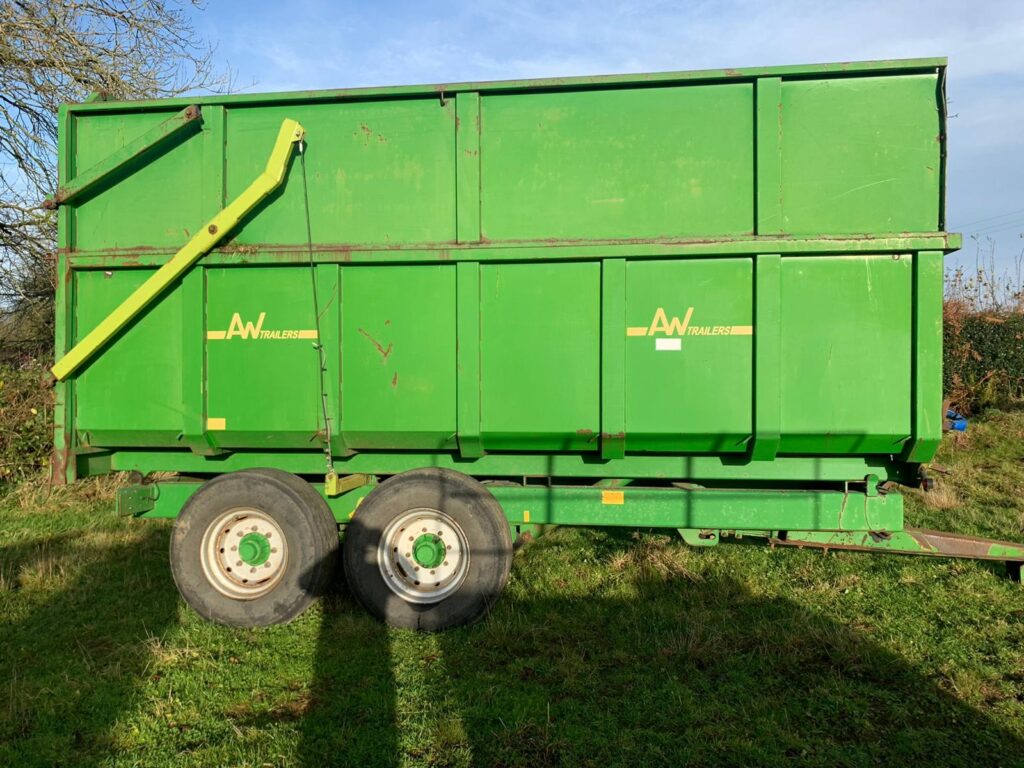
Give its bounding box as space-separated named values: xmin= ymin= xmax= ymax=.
xmin=779 ymin=74 xmax=940 ymax=234
xmin=205 ymin=266 xmax=322 ymax=447
xmin=73 ymin=111 xmax=208 ymax=251
xmin=61 ymin=61 xmax=951 ymax=480
xmin=224 ymin=100 xmax=457 ymax=246
xmin=340 ymin=265 xmax=457 ymax=449
xmin=480 ymin=84 xmax=754 ymax=240
xmin=480 ymin=262 xmax=600 ymax=450
xmin=491 ymin=486 xmax=903 ymax=532
xmin=907 ymin=250 xmax=944 ymax=462
xmin=779 ymin=255 xmax=912 ymax=453
xmin=110 ymin=449 xmax=915 ymax=486
xmin=624 ymin=259 xmax=753 ymax=452
xmin=74 ymin=269 xmax=182 ymax=445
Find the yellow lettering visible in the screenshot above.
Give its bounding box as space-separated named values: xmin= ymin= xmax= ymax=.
xmin=648 ymin=306 xmax=694 ymax=336
xmin=226 ymin=312 xmax=266 ymax=340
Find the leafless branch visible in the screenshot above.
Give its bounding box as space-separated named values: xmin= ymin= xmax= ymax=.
xmin=0 ymin=0 xmax=229 ymax=360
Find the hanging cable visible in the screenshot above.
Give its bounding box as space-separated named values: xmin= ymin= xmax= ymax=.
xmin=298 ymin=140 xmax=338 ymax=488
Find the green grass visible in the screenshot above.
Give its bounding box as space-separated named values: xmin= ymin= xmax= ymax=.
xmin=2 ymin=410 xmax=1024 ymax=767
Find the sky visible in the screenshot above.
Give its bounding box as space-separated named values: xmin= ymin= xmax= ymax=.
xmin=191 ymin=0 xmax=1024 ymax=276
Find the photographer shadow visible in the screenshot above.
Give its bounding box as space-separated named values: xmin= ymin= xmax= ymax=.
xmin=299 ymin=526 xmax=1024 ymax=767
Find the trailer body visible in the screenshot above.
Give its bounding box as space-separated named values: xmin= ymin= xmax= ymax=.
xmin=50 ymin=59 xmax=1024 ymax=627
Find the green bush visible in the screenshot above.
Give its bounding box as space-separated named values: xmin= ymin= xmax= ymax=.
xmin=943 ymin=306 xmax=1024 ymax=413
xmin=0 ymin=360 xmax=52 ymax=484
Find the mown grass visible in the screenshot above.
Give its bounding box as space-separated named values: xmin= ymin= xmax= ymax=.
xmin=2 ymin=409 xmax=1024 ymax=767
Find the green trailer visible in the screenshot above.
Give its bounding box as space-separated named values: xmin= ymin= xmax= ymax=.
xmin=50 ymin=57 xmax=1024 ymax=629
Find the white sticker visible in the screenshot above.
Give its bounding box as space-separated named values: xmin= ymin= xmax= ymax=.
xmin=655 ymin=338 xmax=682 ymax=351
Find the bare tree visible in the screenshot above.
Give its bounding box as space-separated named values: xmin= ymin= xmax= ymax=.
xmin=0 ymin=0 xmax=227 ymax=359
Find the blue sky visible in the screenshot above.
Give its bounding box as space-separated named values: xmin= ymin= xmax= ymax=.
xmin=192 ymin=0 xmax=1024 ymax=274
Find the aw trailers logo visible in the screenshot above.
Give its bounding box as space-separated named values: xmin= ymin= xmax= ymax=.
xmin=206 ymin=313 xmax=318 ymax=341
xmin=627 ymin=307 xmax=752 ymax=351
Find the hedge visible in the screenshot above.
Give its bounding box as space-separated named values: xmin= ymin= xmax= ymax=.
xmin=943 ymin=306 xmax=1024 ymax=414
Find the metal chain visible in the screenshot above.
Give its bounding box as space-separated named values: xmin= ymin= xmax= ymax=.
xmin=298 ymin=141 xmax=336 ymax=478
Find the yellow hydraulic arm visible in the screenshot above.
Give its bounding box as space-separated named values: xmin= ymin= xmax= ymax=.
xmin=52 ymin=119 xmax=305 ymax=381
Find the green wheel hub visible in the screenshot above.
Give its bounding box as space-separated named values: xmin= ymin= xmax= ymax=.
xmin=412 ymin=534 xmax=446 ymax=569
xmin=238 ymin=532 xmax=272 ymax=567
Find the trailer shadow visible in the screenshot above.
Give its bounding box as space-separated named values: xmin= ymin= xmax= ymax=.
xmin=0 ymin=524 xmax=179 ymax=766
xmin=3 ymin=520 xmax=1021 ymax=766
xmin=300 ymin=527 xmax=1024 ymax=768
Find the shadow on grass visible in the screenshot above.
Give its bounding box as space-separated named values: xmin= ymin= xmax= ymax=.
xmin=296 ymin=583 xmax=399 ymax=767
xmin=3 ymin=522 xmax=1022 ymax=767
xmin=300 ymin=527 xmax=1024 ymax=768
xmin=0 ymin=525 xmax=178 ymax=767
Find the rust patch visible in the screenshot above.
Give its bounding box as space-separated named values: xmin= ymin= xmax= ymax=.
xmin=724 ymin=68 xmax=743 ymax=77
xmin=357 ymin=327 xmax=392 ymax=362
xmin=49 ymin=447 xmax=69 ymax=486
xmin=391 ymin=372 xmax=399 ymax=389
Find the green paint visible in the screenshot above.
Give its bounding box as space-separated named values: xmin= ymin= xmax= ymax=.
xmin=488 ymin=486 xmax=903 ymax=531
xmin=49 ymin=104 xmax=200 ymax=208
xmin=412 ymin=535 xmax=446 ymax=569
xmin=480 ymin=85 xmax=753 ymax=241
xmin=63 ymin=57 xmax=948 ymax=115
xmin=778 ymin=76 xmax=941 ymax=234
xmin=238 ymin=533 xmax=271 ymax=567
xmin=114 ymin=451 xmax=918 ymax=486
xmin=60 ymin=59 xmax=982 ymax=550
xmin=906 ymin=250 xmax=945 ymax=462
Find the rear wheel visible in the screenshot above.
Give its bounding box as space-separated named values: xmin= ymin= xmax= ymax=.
xmin=170 ymin=468 xmax=338 ymax=627
xmin=342 ymin=468 xmax=513 ymax=630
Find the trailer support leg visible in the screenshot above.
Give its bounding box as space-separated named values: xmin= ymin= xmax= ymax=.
xmin=771 ymin=528 xmax=1024 ymax=568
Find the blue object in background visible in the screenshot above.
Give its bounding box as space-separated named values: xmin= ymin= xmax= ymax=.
xmin=945 ymin=409 xmax=968 ymax=432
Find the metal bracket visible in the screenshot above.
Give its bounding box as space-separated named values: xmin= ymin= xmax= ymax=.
xmin=44 ymin=104 xmax=202 ymax=209
xmin=51 ymin=118 xmax=306 ymax=381
xmin=116 ymin=485 xmax=157 ymax=516
xmin=325 ymin=472 xmax=372 ymax=497
xmin=678 ymin=528 xmax=720 ymax=547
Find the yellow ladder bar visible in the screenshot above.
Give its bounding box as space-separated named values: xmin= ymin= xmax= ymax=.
xmin=52 ymin=118 xmax=305 ymax=382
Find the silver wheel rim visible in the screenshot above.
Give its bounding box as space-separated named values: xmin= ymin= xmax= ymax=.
xmin=377 ymin=507 xmax=470 ymax=604
xmin=200 ymin=508 xmax=288 ymax=600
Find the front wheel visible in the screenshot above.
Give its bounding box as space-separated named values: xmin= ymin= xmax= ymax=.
xmin=170 ymin=468 xmax=339 ymax=627
xmin=342 ymin=468 xmax=513 ymax=631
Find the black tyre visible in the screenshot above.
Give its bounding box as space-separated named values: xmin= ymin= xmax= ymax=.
xmin=342 ymin=467 xmax=513 ymax=631
xmin=170 ymin=468 xmax=339 ymax=627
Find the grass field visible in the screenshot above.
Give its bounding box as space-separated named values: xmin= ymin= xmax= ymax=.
xmin=2 ymin=409 xmax=1023 ymax=767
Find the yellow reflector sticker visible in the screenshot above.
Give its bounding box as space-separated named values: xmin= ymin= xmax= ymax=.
xmin=523 ymin=510 xmax=531 ymax=523
xmin=206 ymin=417 xmax=226 ymax=431
xmin=602 ymin=490 xmax=625 ymax=505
